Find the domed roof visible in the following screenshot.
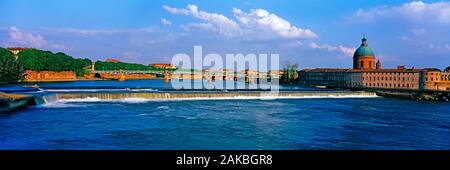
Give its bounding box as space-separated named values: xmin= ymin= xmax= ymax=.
xmin=353 ymin=37 xmax=375 ymax=58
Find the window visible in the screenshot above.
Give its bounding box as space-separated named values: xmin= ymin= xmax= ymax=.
xmin=361 ymin=61 xmax=364 ymax=68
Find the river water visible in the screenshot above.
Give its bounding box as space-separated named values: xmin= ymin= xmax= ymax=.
xmin=0 ymin=80 xmax=449 ymax=150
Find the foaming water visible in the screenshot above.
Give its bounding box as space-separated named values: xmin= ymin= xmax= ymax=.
xmin=43 ymin=88 xmax=158 ymax=93
xmin=39 ymin=102 xmax=83 ymax=108
xmin=53 ymin=94 xmax=378 ymax=103
xmin=35 ymin=93 xmax=378 ymax=108
xmin=57 ymin=97 xmax=152 ymax=103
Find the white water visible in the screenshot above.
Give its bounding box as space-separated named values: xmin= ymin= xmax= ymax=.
xmin=37 ymin=94 xmax=378 ymax=108
xmin=42 ymin=88 xmax=158 ymax=92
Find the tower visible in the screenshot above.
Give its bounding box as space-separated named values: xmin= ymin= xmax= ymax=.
xmin=353 ymin=36 xmax=375 ymax=69
xmin=376 ymin=59 xmax=382 ymax=69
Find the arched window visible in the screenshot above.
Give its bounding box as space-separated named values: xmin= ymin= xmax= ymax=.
xmin=369 ymin=61 xmax=372 ymax=68
xmin=360 ymin=60 xmax=364 ymax=68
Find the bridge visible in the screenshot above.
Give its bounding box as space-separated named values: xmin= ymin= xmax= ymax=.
xmin=90 ymin=69 xmax=279 ymax=83
xmin=93 ymin=70 xmax=167 ymax=75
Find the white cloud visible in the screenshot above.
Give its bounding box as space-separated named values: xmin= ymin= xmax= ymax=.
xmin=163 ymin=4 xmax=317 ymax=40
xmin=7 ymin=27 xmax=63 ymax=49
xmin=161 ymin=18 xmax=172 ymax=26
xmin=232 ymin=8 xmax=317 ymax=39
xmin=377 ymin=53 xmax=401 ymax=62
xmin=40 ymin=27 xmax=155 ymax=36
xmin=355 ymin=1 xmax=450 ymax=24
xmin=181 ymin=23 xmax=218 ymax=33
xmin=309 ymin=42 xmax=356 ymax=57
xmin=411 ymin=28 xmax=426 ymax=35
xmin=163 ymin=4 xmax=241 ymax=38
xmin=425 ymin=44 xmax=450 ymax=52
xmin=9 ymin=27 xmax=47 ymax=47
xmin=121 ymin=51 xmax=143 ymax=63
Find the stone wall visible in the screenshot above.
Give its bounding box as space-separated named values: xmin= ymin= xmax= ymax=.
xmin=99 ymin=73 xmax=156 ymax=80
xmin=24 ymin=70 xmax=76 ymax=82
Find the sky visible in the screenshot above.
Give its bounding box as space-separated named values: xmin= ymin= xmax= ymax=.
xmin=0 ymin=0 xmax=449 ymax=70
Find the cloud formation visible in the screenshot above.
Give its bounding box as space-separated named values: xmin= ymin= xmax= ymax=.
xmin=7 ymin=27 xmax=63 ymax=49
xmin=232 ymin=8 xmax=317 ymax=39
xmin=355 ymin=1 xmax=450 ymax=24
xmin=161 ymin=18 xmax=173 ymax=26
xmin=40 ymin=27 xmax=155 ymax=36
xmin=411 ymin=28 xmax=426 ymax=36
xmin=426 ymin=44 xmax=450 ymax=53
xmin=163 ymin=4 xmax=317 ymax=40
xmin=309 ymin=42 xmax=356 ymax=57
xmin=163 ymin=4 xmax=241 ymax=38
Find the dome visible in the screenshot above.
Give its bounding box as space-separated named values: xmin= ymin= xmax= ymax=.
xmin=353 ymin=37 xmax=375 ymax=58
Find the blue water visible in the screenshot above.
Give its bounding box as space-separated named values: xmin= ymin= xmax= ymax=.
xmin=1 ymin=80 xmax=449 ymax=150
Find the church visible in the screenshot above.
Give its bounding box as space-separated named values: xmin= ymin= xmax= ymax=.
xmin=298 ymin=36 xmax=450 ymax=91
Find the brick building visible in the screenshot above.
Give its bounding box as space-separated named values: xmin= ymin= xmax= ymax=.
xmin=298 ymin=37 xmax=450 ymax=91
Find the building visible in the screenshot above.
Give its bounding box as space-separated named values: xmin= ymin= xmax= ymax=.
xmin=148 ymin=63 xmax=177 ymax=70
xmin=298 ymin=36 xmax=450 ymax=91
xmin=105 ymin=58 xmax=122 ymax=63
xmin=353 ymin=36 xmax=375 ymax=69
xmin=7 ymin=47 xmax=33 ymax=59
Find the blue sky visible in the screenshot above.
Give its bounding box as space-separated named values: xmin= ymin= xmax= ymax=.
xmin=0 ymin=0 xmax=449 ymax=69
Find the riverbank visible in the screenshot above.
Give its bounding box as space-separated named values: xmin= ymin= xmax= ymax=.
xmin=22 ymin=77 xmax=164 ymax=82
xmin=375 ymin=91 xmax=450 ymax=102
xmin=0 ymin=92 xmax=34 ymax=112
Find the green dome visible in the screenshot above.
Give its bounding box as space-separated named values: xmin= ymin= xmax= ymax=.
xmin=353 ymin=37 xmax=375 ymax=58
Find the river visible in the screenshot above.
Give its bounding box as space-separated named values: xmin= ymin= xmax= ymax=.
xmin=0 ymin=80 xmax=449 ymax=149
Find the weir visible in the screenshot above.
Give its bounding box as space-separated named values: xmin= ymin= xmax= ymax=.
xmin=55 ymin=91 xmax=377 ymax=101
xmin=33 ymin=93 xmax=59 ymax=105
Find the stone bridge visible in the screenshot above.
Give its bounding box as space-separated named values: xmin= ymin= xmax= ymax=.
xmin=90 ymin=69 xmax=279 ymax=83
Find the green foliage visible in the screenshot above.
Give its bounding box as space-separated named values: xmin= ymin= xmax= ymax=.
xmin=0 ymin=47 xmax=24 ymax=83
xmin=95 ymin=61 xmax=161 ymax=71
xmin=445 ymin=66 xmax=450 ymax=72
xmin=281 ymin=62 xmax=299 ymax=84
xmin=17 ymin=49 xmax=92 ymax=76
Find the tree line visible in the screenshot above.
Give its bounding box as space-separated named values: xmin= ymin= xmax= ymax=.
xmin=0 ymin=47 xmax=24 ymax=83
xmin=94 ymin=61 xmax=159 ymax=71
xmin=18 ymin=49 xmax=92 ymax=76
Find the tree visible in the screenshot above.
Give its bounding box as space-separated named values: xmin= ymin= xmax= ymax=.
xmin=281 ymin=62 xmax=299 ymax=84
xmin=0 ymin=47 xmax=24 ymax=83
xmin=17 ymin=49 xmax=92 ymax=76
xmin=95 ymin=61 xmax=160 ymax=71
xmin=445 ymin=66 xmax=450 ymax=72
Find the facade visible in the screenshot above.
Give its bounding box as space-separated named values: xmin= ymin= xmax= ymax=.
xmin=7 ymin=47 xmax=32 ymax=59
xmin=24 ymin=70 xmax=76 ymax=82
xmin=298 ymin=37 xmax=450 ymax=92
xmin=148 ymin=63 xmax=177 ymax=70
